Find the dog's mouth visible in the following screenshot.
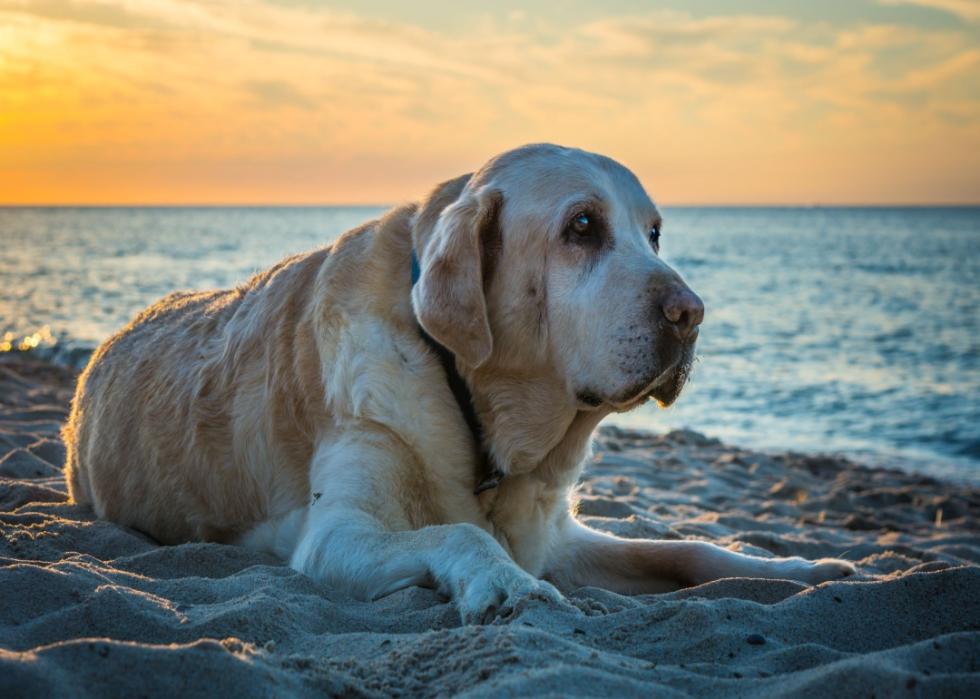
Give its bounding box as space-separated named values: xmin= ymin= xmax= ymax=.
xmin=645 ymin=352 xmax=694 ymax=408
xmin=616 ymin=356 xmax=692 ymax=411
xmin=580 ymin=337 xmax=696 ymax=412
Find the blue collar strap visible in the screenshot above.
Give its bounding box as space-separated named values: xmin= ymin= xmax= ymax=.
xmin=410 ymin=249 xmax=502 ymax=495
xmin=411 ymin=249 xmax=422 ymax=285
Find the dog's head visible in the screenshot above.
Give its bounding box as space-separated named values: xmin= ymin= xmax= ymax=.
xmin=412 ymin=144 xmax=703 ymax=411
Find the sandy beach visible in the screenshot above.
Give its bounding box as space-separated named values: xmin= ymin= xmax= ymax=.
xmin=1 ymin=352 xmax=978 ymax=697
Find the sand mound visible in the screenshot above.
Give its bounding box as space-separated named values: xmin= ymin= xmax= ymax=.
xmin=2 ymin=356 xmax=978 ymax=697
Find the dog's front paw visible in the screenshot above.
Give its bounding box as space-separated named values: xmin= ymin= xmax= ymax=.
xmin=805 ymin=557 xmax=857 ymax=583
xmin=455 ymin=562 xmax=564 ymax=625
xmin=777 ymin=556 xmax=856 ymax=584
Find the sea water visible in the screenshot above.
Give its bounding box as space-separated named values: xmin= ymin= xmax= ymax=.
xmin=1 ymin=206 xmax=977 ymax=482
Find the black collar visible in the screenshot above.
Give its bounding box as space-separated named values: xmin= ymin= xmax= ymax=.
xmin=411 ymin=250 xmax=503 ymax=495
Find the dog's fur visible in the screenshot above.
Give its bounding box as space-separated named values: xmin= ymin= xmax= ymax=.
xmin=64 ymin=144 xmax=854 ymax=623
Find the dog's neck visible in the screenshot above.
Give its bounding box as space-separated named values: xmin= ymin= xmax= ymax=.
xmin=465 ymin=364 xmax=609 ymax=487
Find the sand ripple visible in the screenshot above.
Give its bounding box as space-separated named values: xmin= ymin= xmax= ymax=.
xmin=2 ymin=357 xmax=978 ymax=697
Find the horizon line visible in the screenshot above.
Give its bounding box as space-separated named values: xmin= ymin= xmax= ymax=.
xmin=2 ymin=202 xmax=980 ymax=209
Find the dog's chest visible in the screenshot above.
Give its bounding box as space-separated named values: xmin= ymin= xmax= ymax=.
xmin=484 ymin=475 xmax=567 ymax=575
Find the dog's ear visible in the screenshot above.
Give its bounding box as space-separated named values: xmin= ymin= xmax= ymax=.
xmin=412 ymin=183 xmax=502 ymax=368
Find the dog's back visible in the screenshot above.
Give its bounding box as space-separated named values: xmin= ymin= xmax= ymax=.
xmin=63 ymin=248 xmax=330 ymax=542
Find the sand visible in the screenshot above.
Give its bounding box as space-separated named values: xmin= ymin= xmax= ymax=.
xmin=1 ymin=353 xmax=978 ymax=698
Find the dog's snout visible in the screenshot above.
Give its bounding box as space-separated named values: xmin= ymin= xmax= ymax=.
xmin=661 ymin=288 xmax=704 ymax=341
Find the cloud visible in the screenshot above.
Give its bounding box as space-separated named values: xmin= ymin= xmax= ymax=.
xmin=0 ymin=1 xmax=978 ymax=203
xmin=0 ymin=0 xmax=175 ymax=30
xmin=243 ymin=79 xmax=315 ymax=110
xmin=878 ymin=0 xmax=980 ymax=23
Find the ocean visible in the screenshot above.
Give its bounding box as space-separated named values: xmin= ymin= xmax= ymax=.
xmin=1 ymin=206 xmax=978 ymax=482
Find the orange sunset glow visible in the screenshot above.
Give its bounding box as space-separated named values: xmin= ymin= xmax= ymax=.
xmin=1 ymin=0 xmax=978 ymax=205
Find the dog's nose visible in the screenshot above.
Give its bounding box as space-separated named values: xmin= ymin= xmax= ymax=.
xmin=661 ymin=288 xmax=704 ymax=341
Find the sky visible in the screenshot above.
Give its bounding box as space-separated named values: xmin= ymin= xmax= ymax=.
xmin=1 ymin=0 xmax=978 ymax=205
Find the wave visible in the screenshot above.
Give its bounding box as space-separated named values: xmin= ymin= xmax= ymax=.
xmin=0 ymin=327 xmax=94 ymax=369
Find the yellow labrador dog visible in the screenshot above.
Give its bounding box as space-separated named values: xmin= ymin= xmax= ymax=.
xmin=64 ymin=144 xmax=854 ymax=623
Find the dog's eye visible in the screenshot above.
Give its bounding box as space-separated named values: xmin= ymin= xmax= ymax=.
xmin=571 ymin=213 xmax=591 ymax=233
xmin=566 ymin=211 xmax=599 ymax=243
xmin=564 ymin=209 xmax=607 ymax=249
xmin=649 ymin=225 xmax=661 ymax=251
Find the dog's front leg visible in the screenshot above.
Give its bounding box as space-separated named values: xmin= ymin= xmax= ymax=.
xmin=546 ymin=515 xmax=855 ymax=595
xmin=288 ymin=434 xmax=563 ymax=624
